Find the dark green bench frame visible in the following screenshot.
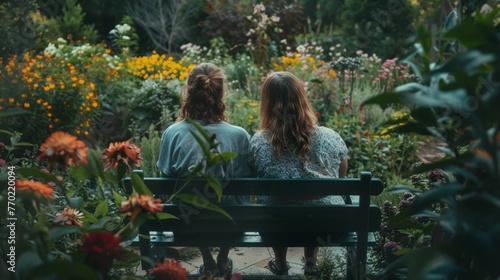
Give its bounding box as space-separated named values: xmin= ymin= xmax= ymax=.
xmin=124 ymin=171 xmax=383 ymax=279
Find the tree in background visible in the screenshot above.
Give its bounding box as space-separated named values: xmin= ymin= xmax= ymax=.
xmin=40 ymin=0 xmax=99 ymax=43
xmin=341 ymin=0 xmax=416 ymax=59
xmin=0 ymin=0 xmax=39 ymax=62
xmin=127 ymin=0 xmax=205 ymax=54
xmin=302 ymin=0 xmax=344 ymax=35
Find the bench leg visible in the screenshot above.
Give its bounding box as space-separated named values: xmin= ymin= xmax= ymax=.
xmin=345 ymin=246 xmax=356 ymax=280
xmin=139 ymin=228 xmax=153 ymax=271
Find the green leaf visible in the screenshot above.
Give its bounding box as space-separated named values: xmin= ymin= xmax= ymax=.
xmin=219 ymin=151 xmax=236 ymax=161
xmin=16 ymin=167 xmax=59 ymax=182
xmin=80 ymin=208 xmax=98 ymax=224
xmin=148 ymin=212 xmax=178 ymax=220
xmin=14 ymin=142 xmax=34 ymax=147
xmin=24 ymin=260 xmax=99 ymax=280
xmin=186 ymin=116 xmax=212 ymax=142
xmin=69 ymin=197 xmax=84 ymax=209
xmin=362 ymin=92 xmax=405 ymax=106
xmin=47 ymin=226 xmax=80 ymax=241
xmin=94 ymin=200 xmax=108 ymax=218
xmin=190 ymin=129 xmax=212 ymax=159
xmin=113 ymin=190 xmax=127 ymax=206
xmin=88 ymin=217 xmax=112 ymax=230
xmin=386 ymin=184 xmax=422 ymax=194
xmin=130 ymin=172 xmax=152 ymax=196
xmin=432 ymin=50 xmax=495 ymax=75
xmin=409 ymin=183 xmax=465 ymax=215
xmin=0 ymin=108 xmax=29 ymax=119
xmin=0 ymin=129 xmax=14 ymax=136
xmin=202 ymin=174 xmax=223 ymax=201
xmin=176 ymin=193 xmax=233 ymax=223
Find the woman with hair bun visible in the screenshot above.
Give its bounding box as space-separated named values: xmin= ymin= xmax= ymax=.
xmin=249 ymin=71 xmax=348 ymax=276
xmin=157 ymin=63 xmax=251 ymax=279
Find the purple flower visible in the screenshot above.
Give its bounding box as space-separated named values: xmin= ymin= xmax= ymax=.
xmin=428 ymin=169 xmax=445 ymax=182
xmin=410 ymin=174 xmax=421 ymax=183
xmin=383 ymin=241 xmax=402 ymax=253
xmin=398 ymin=200 xmax=411 ymax=209
xmin=403 ymin=192 xmax=412 ymax=200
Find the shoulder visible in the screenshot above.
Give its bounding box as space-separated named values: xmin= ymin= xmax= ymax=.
xmin=218 ymin=122 xmax=251 ymax=137
xmin=163 ymin=121 xmax=188 ymax=136
xmin=315 ymin=126 xmax=343 ymax=139
xmin=250 ymin=130 xmax=268 ymax=143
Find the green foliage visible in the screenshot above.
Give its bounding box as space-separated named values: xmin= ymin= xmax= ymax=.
xmin=41 ymin=0 xmax=99 ymax=43
xmin=364 ymin=9 xmax=500 ymax=279
xmin=0 ymin=0 xmax=39 ymax=61
xmin=139 ymin=125 xmax=163 ymax=178
xmin=341 ymin=0 xmax=416 ymax=59
xmin=108 ymin=16 xmax=140 ymax=55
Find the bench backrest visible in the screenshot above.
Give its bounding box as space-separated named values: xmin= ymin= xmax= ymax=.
xmin=125 ymin=171 xmax=384 ymax=235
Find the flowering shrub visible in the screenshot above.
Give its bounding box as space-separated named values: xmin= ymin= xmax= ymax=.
xmin=0 ymin=37 xmax=129 ymax=143
xmin=0 ymin=117 xmax=237 ymax=279
xmin=126 ymin=51 xmax=194 ymax=81
xmin=373 ymin=169 xmax=447 ymax=271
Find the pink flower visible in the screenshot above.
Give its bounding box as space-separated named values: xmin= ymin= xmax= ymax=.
xmin=0 ymin=159 xmax=5 ymax=167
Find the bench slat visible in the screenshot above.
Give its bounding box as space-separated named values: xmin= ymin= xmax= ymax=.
xmin=134 ymin=231 xmax=377 ymax=247
xmin=145 ymin=204 xmax=382 ymax=233
xmin=124 ymin=177 xmax=384 ymax=196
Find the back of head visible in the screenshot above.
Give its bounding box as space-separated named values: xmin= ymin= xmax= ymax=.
xmin=259 ymin=71 xmax=317 ymax=159
xmin=178 ymin=62 xmax=227 ymax=123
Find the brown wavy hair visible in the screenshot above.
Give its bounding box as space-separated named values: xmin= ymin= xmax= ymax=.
xmin=259 ymin=71 xmax=317 ymax=159
xmin=178 ymin=63 xmax=228 ymax=123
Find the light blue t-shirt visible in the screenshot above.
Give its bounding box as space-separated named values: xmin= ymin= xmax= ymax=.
xmin=157 ymin=120 xmax=251 ymax=204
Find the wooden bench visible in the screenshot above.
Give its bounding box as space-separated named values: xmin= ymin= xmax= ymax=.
xmin=124 ymin=171 xmax=383 ymax=279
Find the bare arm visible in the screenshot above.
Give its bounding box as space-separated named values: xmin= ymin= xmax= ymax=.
xmin=339 ymin=158 xmax=348 ymax=178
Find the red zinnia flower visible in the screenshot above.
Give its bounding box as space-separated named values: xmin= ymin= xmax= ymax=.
xmin=79 ymin=232 xmax=127 ymax=276
xmin=148 ymin=259 xmax=189 ymax=280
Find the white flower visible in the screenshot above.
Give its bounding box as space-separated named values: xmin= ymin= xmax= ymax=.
xmin=270 ymin=15 xmax=280 ymax=22
xmin=57 ymin=38 xmax=67 ymax=43
xmin=296 ymin=45 xmax=306 ymax=53
xmin=122 ymin=35 xmax=130 ymax=40
xmin=356 ymin=50 xmax=363 ymax=55
xmin=280 ymin=39 xmax=287 ymax=44
xmin=44 ymin=43 xmax=57 ymax=56
xmin=116 ymin=23 xmax=131 ymax=34
xmin=246 ymin=29 xmax=255 ymax=36
xmin=253 ymin=3 xmax=265 ymax=14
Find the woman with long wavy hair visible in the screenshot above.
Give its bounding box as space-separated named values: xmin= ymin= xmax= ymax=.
xmin=157 ymin=62 xmax=251 ymax=279
xmin=249 ymin=71 xmax=348 ymax=276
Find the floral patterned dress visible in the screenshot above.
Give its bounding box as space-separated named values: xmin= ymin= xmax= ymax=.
xmin=249 ymin=126 xmax=348 ymax=205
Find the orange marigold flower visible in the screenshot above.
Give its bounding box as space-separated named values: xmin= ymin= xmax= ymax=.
xmin=120 ymin=194 xmax=162 ymax=221
xmin=102 ymin=139 xmax=143 ymax=172
xmin=38 ymin=131 xmax=88 ymax=169
xmin=16 ymin=179 xmax=54 ymax=199
xmin=148 ymin=259 xmax=189 ymax=280
xmin=53 ymin=206 xmax=84 ymax=227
